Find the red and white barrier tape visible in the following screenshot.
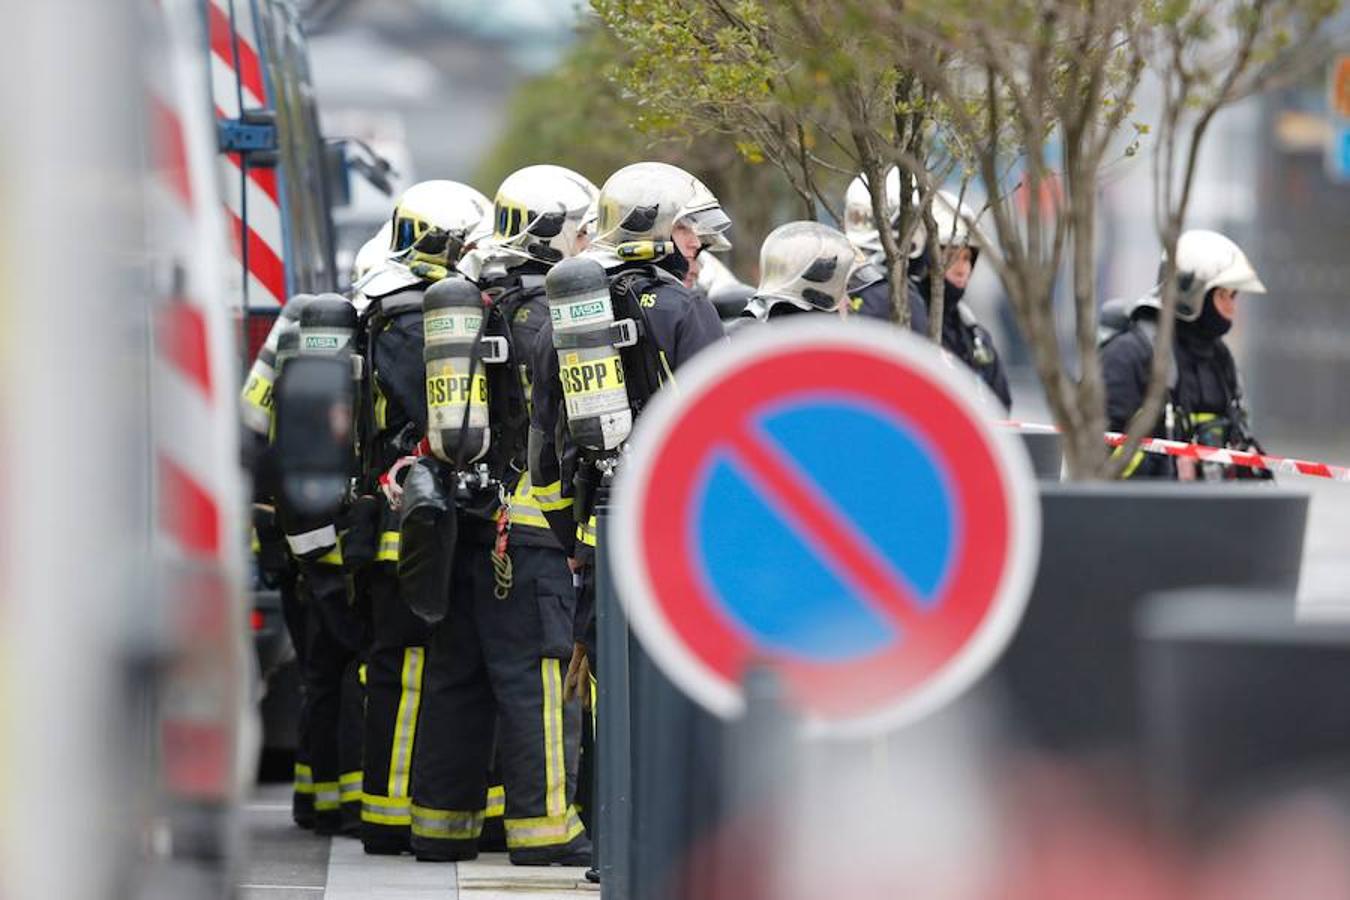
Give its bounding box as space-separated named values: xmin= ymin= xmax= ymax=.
xmin=1001 ymin=420 xmax=1350 ymax=482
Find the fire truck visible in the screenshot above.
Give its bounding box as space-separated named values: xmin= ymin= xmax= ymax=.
xmin=0 ymin=1 xmax=384 ymax=896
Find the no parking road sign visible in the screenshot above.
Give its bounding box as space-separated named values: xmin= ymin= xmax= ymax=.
xmin=610 ymin=320 xmax=1040 ymax=736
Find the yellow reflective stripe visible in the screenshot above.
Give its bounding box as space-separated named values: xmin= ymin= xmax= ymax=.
xmin=373 ymin=385 xmax=388 ymax=431
xmin=340 ymin=771 xmax=363 ymax=803
xmin=511 ymin=509 xmax=551 ymax=529
xmin=388 ymin=647 xmax=425 ymax=798
xmin=508 ymin=479 xmax=554 ymax=530
xmin=658 ymin=350 xmax=677 ymax=387
xmin=541 ymin=659 xmax=566 ymax=818
xmin=293 ymin=762 xmax=314 ymax=794
xmin=1111 ymin=443 xmax=1147 ymax=479
xmin=410 ymin=804 xmax=484 ymax=840
xmin=530 ymin=480 xmax=571 ymax=512
xmin=362 ymin=792 xmax=410 ymax=810
xmin=362 ymin=792 xmax=411 ymax=826
xmin=314 ymin=781 xmax=340 ymax=811
xmin=1191 ymin=412 xmax=1219 ymax=423
xmin=250 ymin=529 xmax=261 ymax=553
xmin=504 ymin=807 xmax=585 ymax=849
xmin=317 ymin=545 xmax=343 ymax=566
xmin=358 ymin=663 xmax=367 ymax=686
xmin=486 ymin=785 xmax=506 ymax=819
xmin=376 ymin=530 xmax=401 ymax=562
xmin=512 ymin=473 xmax=535 ymax=503
xmin=576 ymin=516 xmax=597 ymax=547
xmin=589 ymin=673 xmax=598 ymax=736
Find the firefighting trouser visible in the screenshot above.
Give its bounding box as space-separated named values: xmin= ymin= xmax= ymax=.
xmin=297 ymin=559 xmax=365 ymax=836
xmin=410 ymin=540 xmax=589 ymax=864
xmin=338 ymin=661 xmax=364 ymax=833
xmin=278 ymin=572 xmax=317 ymax=829
xmin=359 ymin=561 xmax=433 ymax=853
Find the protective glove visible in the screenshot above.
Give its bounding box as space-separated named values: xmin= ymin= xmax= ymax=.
xmin=562 ymin=641 xmax=592 ymax=710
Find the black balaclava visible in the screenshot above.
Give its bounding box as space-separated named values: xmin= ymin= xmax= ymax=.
xmin=943 ymin=278 xmax=965 ymax=314
xmin=1180 ymin=290 xmax=1232 ymax=341
xmin=656 ymin=246 xmax=691 ymax=283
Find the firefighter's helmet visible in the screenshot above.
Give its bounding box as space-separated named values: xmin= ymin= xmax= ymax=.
xmin=586 ymin=161 xmax=731 ymax=268
xmin=1135 ymin=229 xmax=1266 ymax=322
xmin=490 ymin=164 xmax=598 ymax=265
xmin=754 ymin=221 xmax=858 ymax=314
xmin=388 ymin=180 xmax=492 ymax=283
xmin=353 ymin=221 xmax=392 ymax=285
xmin=843 ymin=167 xmax=925 ymax=261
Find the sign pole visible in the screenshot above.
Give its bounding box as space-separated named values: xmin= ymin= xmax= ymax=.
xmin=595 ymin=505 xmax=633 ymax=898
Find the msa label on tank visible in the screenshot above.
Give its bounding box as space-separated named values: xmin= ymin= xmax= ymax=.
xmin=301 ymin=328 xmax=351 ymax=353
xmin=425 ymin=309 xmax=483 ymax=340
xmin=551 ymin=291 xmax=611 ymax=330
xmin=561 ymin=354 xmax=628 ymax=418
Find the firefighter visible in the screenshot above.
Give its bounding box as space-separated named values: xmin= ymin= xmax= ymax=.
xmin=242 ymin=292 xmax=365 ymax=835
xmin=528 ymin=161 xmax=729 ymax=728
xmin=278 ymin=294 xmax=369 ymax=837
xmin=843 ymin=177 xmax=1011 ymax=408
xmin=737 ymin=221 xmax=858 ymax=325
xmin=241 ymin=295 xmax=312 ymax=828
xmin=407 ymin=164 xmax=600 ymax=865
xmin=921 ymin=190 xmax=1012 ymax=409
xmin=841 ymin=168 xmax=930 ymax=332
xmin=1102 ymin=229 xmax=1270 ymax=480
xmin=354 ymin=180 xmax=493 ymax=855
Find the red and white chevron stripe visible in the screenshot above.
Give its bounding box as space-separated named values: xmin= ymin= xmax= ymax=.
xmin=1004 ymin=420 xmax=1350 ymax=482
xmin=208 ymin=0 xmax=285 ymax=309
xmin=148 ymin=0 xmax=250 ymax=800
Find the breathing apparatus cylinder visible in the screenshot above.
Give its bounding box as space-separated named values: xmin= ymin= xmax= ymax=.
xmin=546 ymin=258 xmax=634 ymax=453
xmin=274 ymin=326 xmax=301 ymax=376
xmin=242 ymin=293 xmax=314 ymax=437
xmin=298 ymin=293 xmax=359 ymax=355
xmin=293 ymin=293 xmax=360 ymax=458
xmin=422 ymin=277 xmax=491 ymax=465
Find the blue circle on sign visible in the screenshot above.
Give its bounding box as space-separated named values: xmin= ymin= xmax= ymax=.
xmin=691 ymin=396 xmax=956 ymax=663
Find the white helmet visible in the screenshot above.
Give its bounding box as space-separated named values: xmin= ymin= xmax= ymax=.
xmin=843 ymin=167 xmax=924 ymax=261
xmin=353 ymin=221 xmax=393 ymax=284
xmin=349 ymin=221 xmax=394 ymax=309
xmin=754 ymin=221 xmax=858 ymax=314
xmin=388 ymin=180 xmax=492 ymax=282
xmin=929 ymin=190 xmax=986 ymax=252
xmin=489 ymin=164 xmax=598 ymax=265
xmin=1136 ymin=229 xmax=1266 ymax=321
xmin=585 ymin=161 xmax=732 ymax=269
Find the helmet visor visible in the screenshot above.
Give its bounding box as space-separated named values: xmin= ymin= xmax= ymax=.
xmin=393 ymin=215 xmax=426 ymax=253
xmin=680 ymin=206 xmax=731 ymax=239
xmin=411 ymin=226 xmax=465 ymax=265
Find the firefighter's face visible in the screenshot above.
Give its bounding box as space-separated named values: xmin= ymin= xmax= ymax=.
xmin=1213 ymin=287 xmax=1238 ymax=321
xmin=944 ymin=245 xmax=974 ymax=290
xmin=672 ymin=221 xmax=701 ymax=287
